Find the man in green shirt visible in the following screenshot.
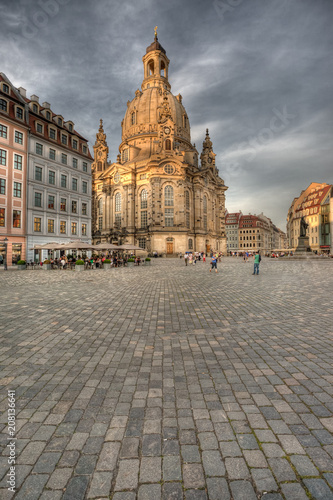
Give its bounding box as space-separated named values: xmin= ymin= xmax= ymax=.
xmin=252 ymin=252 xmax=261 ymax=275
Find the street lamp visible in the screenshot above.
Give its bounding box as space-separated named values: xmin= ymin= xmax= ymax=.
xmin=0 ymin=237 xmax=8 ymax=271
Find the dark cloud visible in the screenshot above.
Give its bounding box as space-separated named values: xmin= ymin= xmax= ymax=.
xmin=1 ymin=0 xmax=332 ymax=230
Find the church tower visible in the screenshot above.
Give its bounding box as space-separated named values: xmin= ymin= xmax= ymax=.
xmin=92 ymin=119 xmax=109 ymax=173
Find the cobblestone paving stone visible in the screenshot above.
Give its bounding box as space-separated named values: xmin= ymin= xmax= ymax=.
xmin=0 ymin=257 xmax=333 ymax=499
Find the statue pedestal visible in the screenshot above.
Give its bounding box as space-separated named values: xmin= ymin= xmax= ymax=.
xmin=295 ymin=236 xmax=310 ymax=253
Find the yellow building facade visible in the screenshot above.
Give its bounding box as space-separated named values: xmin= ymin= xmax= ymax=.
xmin=92 ymin=33 xmax=228 ymax=255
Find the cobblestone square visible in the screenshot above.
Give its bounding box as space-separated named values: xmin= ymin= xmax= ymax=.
xmin=0 ymin=257 xmax=333 ymax=499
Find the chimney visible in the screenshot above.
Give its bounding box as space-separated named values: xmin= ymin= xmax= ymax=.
xmin=18 ymin=87 xmax=26 ymax=98
xmin=30 ymin=94 xmax=39 ymax=103
xmin=42 ymin=101 xmax=50 ymax=109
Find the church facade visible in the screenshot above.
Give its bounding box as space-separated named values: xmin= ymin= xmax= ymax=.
xmin=92 ymin=33 xmax=228 ymax=255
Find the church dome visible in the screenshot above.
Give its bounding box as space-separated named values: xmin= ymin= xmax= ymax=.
xmin=122 ymin=87 xmax=191 ymax=143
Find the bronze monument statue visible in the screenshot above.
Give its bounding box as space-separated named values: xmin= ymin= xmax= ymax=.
xmin=300 ymin=216 xmax=309 ymax=237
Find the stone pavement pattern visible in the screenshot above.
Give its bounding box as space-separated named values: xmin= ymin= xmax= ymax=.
xmin=0 ymin=257 xmax=333 ymax=500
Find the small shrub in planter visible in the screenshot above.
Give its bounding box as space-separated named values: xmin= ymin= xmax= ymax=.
xmin=17 ymin=259 xmax=26 ymax=270
xmin=75 ymin=259 xmax=85 ymax=271
xmin=127 ymin=258 xmax=135 ymax=266
xmin=103 ymin=258 xmax=111 ymax=270
xmin=43 ymin=259 xmax=51 ymax=270
xmin=145 ymin=257 xmax=151 ymax=265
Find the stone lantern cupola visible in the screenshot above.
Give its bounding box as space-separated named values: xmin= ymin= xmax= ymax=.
xmin=142 ymin=27 xmax=171 ymax=91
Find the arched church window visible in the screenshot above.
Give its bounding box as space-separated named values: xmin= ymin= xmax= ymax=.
xmin=97 ymin=161 xmax=102 ymax=171
xmin=121 ymin=149 xmax=128 ymax=163
xmin=203 ymin=195 xmax=208 ymax=231
xmin=165 ymin=139 xmax=172 ymax=151
xmin=141 ymin=189 xmax=148 ymax=209
xmin=131 ymin=112 xmax=136 ymax=125
xmin=160 ymin=60 xmax=166 ymax=77
xmin=165 ymin=186 xmax=174 ymax=206
xmin=115 ymin=192 xmax=121 ymax=227
xmin=188 ymin=238 xmax=193 ymax=249
xmin=98 ymin=198 xmax=103 ymax=216
xmin=185 ymin=191 xmax=190 ymax=228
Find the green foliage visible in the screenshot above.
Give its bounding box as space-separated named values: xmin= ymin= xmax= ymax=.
xmin=104 ymin=259 xmax=111 ymax=264
xmin=128 ymin=258 xmax=135 ymax=262
xmin=17 ymin=260 xmax=26 ymax=265
xmin=43 ymin=259 xmax=51 ymax=264
xmin=75 ymin=260 xmax=84 ymax=265
xmin=145 ymin=257 xmax=151 ymax=261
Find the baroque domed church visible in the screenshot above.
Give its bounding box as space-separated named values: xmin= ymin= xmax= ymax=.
xmin=92 ymin=30 xmax=228 ymax=255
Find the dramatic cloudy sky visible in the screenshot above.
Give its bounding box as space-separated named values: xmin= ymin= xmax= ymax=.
xmin=1 ymin=0 xmax=332 ymax=230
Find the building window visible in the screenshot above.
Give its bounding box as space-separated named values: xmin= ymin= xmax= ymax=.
xmin=121 ymin=149 xmax=128 ymax=163
xmin=36 ymin=143 xmax=43 ymax=155
xmin=165 ymin=185 xmax=174 ymax=206
xmin=165 ymin=208 xmax=174 ymax=227
xmin=46 ymin=111 xmax=51 ymax=120
xmin=141 ymin=189 xmax=148 ymax=209
xmin=0 ymin=178 xmax=5 ymax=194
xmin=35 ymin=166 xmax=42 ymax=181
xmin=61 ymin=174 xmax=67 ymax=188
xmin=82 ymin=223 xmax=87 ymax=236
xmin=0 ymin=99 xmax=7 ymax=112
xmin=32 ymin=103 xmax=38 ymax=113
xmin=131 ymin=112 xmax=136 ymax=125
xmin=60 ymin=198 xmax=66 ymax=211
xmin=73 ymin=158 xmax=78 ymax=168
xmin=14 ymin=154 xmax=22 ymax=170
xmin=13 ymin=210 xmax=21 ymax=228
xmin=188 ymin=238 xmax=193 ymax=249
xmin=60 ymin=221 xmax=66 ymax=234
xmin=115 ymin=192 xmax=121 ymax=213
xmin=16 ymin=107 xmax=23 ymax=120
xmin=141 ymin=211 xmax=148 ymax=228
xmin=139 ymin=238 xmax=146 ymax=249
xmin=48 ymin=195 xmax=55 ymax=209
xmin=49 ymin=148 xmax=56 ymax=160
xmin=115 ymin=214 xmax=121 ymax=226
xmin=98 ymin=198 xmax=103 ymax=215
xmin=72 ymin=200 xmax=77 ymax=213
xmin=82 ymin=181 xmax=87 ymax=194
xmin=71 ymin=222 xmax=77 ymax=235
xmin=164 ymin=164 xmax=174 ymax=174
xmin=13 ymin=182 xmax=21 ymax=198
xmin=0 ymin=208 xmax=5 ymax=227
xmin=185 ymin=191 xmax=190 ymax=228
xmin=165 ymin=139 xmax=172 ymax=150
xmin=0 ymin=124 xmax=7 ymax=138
xmin=82 ymin=145 xmax=87 ymax=154
xmin=48 ymin=219 xmax=54 ymax=233
xmin=82 ymin=203 xmax=87 ymax=215
xmin=98 ymin=216 xmax=103 ymax=231
xmin=11 ymin=131 xmax=20 ymax=148
xmin=34 ymin=217 xmax=41 ymax=232
xmin=73 ymin=139 xmax=78 ymax=150
xmin=61 ymin=153 xmax=67 ymax=165
xmin=114 ymin=172 xmax=121 ymax=183
xmin=2 ymin=84 xmax=9 ymax=93
xmin=68 ymin=124 xmax=73 ymax=132
xmin=82 ymin=162 xmax=87 ymax=172
xmin=58 ymin=118 xmax=62 ymax=126
xmin=186 ymin=212 xmax=190 ymax=229
xmin=36 ymin=123 xmax=43 ymax=134
xmin=49 ymin=129 xmax=56 ymax=140
xmin=72 ymin=178 xmax=77 ymax=191
xmin=61 ymin=134 xmax=67 ymax=145
xmin=49 ymin=170 xmax=55 ymax=184
xmin=34 ymin=192 xmax=42 ymax=207
xmin=0 ymin=149 xmax=6 ymax=165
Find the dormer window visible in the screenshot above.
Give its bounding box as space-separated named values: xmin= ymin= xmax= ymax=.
xmin=16 ymin=107 xmax=23 ymax=120
xmin=46 ymin=111 xmax=51 ymax=120
xmin=69 ymin=124 xmax=73 ymax=132
xmin=2 ymin=84 xmax=9 ymax=94
xmin=33 ymin=103 xmax=38 ymax=113
xmin=58 ymin=117 xmax=62 ymax=126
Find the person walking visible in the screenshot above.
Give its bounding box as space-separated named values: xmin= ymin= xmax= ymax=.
xmin=184 ymin=253 xmax=189 ymax=266
xmin=252 ymin=251 xmax=261 ymax=275
xmin=210 ymin=254 xmax=218 ymax=273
